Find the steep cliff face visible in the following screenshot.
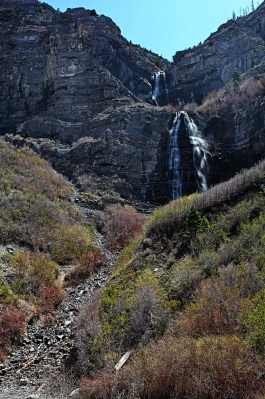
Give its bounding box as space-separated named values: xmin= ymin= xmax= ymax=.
xmin=65 ymin=105 xmax=171 ymax=202
xmin=0 ymin=0 xmax=162 ymax=142
xmin=1 ymin=0 xmax=265 ymax=204
xmin=167 ymin=2 xmax=265 ymax=104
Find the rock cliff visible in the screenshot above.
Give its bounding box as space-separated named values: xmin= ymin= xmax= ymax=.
xmin=167 ymin=2 xmax=265 ymax=104
xmin=1 ymin=0 xmax=265 ymax=203
xmin=0 ymin=0 xmax=161 ymax=140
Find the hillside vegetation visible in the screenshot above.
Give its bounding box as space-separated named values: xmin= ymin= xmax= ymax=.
xmin=0 ymin=140 xmax=102 ymax=361
xmin=74 ymin=158 xmax=265 ymax=399
xmin=185 ymin=70 xmax=265 ymax=118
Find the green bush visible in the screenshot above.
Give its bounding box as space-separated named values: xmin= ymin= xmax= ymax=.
xmin=51 ymin=224 xmax=92 ymax=264
xmin=241 ymin=286 xmax=265 ymax=354
xmin=9 ymin=249 xmax=58 ymax=295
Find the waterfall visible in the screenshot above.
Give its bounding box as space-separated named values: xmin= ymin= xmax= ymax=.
xmin=189 ymin=136 xmax=210 ymax=192
xmin=167 ymin=114 xmax=182 ymax=199
xmin=167 ymin=111 xmax=210 ymax=199
xmin=152 ymin=71 xmax=168 ymax=106
xmin=184 ymin=113 xmax=210 ymax=192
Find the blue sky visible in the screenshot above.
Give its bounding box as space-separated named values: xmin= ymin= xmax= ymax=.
xmin=47 ymin=0 xmax=260 ymax=60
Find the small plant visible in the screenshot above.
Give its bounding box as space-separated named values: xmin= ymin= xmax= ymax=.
xmin=232 ymin=67 xmax=241 ymax=86
xmin=0 ymin=283 xmax=14 ymax=302
xmin=241 ymin=285 xmax=265 ymax=354
xmin=186 ymin=205 xmax=209 ymax=238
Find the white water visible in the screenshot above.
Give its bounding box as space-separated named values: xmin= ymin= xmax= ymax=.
xmin=152 ymin=71 xmax=168 ymax=106
xmin=184 ymin=113 xmax=210 ymax=192
xmin=167 ymin=111 xmax=210 ymax=199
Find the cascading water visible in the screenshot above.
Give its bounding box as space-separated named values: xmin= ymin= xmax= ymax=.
xmin=167 ymin=114 xmax=183 ymax=199
xmin=167 ymin=111 xmax=211 ymax=199
xmin=183 ymin=112 xmax=211 ymax=192
xmin=189 ymin=136 xmax=210 ymax=192
xmin=152 ymin=71 xmax=168 ymax=106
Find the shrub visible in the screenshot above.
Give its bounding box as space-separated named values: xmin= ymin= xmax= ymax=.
xmin=75 ymin=269 xmax=169 ymax=372
xmin=117 ymin=335 xmax=264 ymax=399
xmin=0 ymin=304 xmax=27 ymax=361
xmin=177 ymin=264 xmax=243 ymax=337
xmin=125 ymin=269 xmax=169 ymax=346
xmin=184 ymin=74 xmax=265 ymax=118
xmin=146 ymin=158 xmax=265 ymax=242
xmin=39 ymin=285 xmax=66 ymax=313
xmin=75 ymin=291 xmax=103 ymax=373
xmin=0 ymin=140 xmax=91 ymax=258
xmin=9 ymin=249 xmax=58 ymax=295
xmin=241 ymin=285 xmax=265 ymax=354
xmin=65 ymin=248 xmax=106 ymax=286
xmin=161 ymin=256 xmax=201 ymax=303
xmin=51 ymin=224 xmax=92 ymax=264
xmin=78 ymin=372 xmax=115 ymax=399
xmin=105 ymin=204 xmax=145 ymax=251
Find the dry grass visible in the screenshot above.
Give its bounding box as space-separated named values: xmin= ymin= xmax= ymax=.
xmin=185 ymin=75 xmax=265 ymax=118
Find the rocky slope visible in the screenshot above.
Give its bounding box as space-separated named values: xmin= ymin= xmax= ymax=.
xmin=0 ymin=266 xmax=110 ymax=399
